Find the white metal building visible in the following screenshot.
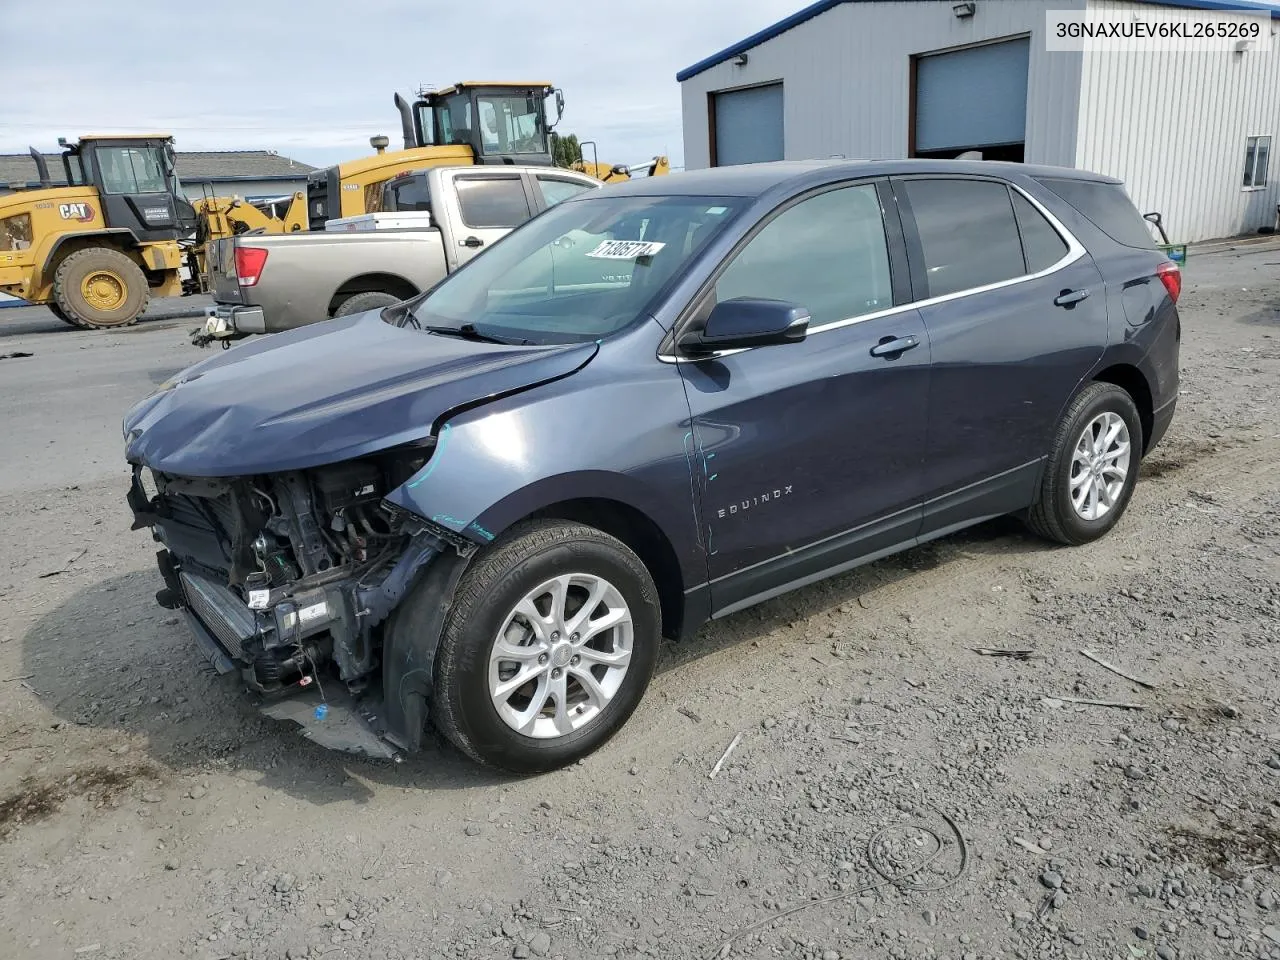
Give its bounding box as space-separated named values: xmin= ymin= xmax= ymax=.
xmin=678 ymin=0 xmax=1280 ymax=242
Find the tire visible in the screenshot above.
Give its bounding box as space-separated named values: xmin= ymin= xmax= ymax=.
xmin=52 ymin=247 xmax=150 ymax=329
xmin=430 ymin=519 xmax=662 ymax=774
xmin=332 ymin=290 xmax=402 ymax=318
xmin=1025 ymin=381 xmax=1144 ymax=546
xmin=47 ymin=302 xmax=83 ymax=328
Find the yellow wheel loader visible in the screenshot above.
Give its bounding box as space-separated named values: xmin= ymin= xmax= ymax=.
xmin=184 ymin=191 xmax=307 ymax=294
xmin=0 ymin=135 xmax=196 ymax=328
xmin=304 ymin=82 xmax=671 ymax=228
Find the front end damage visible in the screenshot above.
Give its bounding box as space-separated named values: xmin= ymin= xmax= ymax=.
xmin=126 ymin=445 xmax=473 ymax=761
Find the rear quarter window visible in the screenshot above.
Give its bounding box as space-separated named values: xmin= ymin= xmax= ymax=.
xmin=1034 ymin=178 xmax=1156 ymax=250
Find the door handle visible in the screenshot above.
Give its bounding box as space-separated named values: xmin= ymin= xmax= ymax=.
xmin=460 ymin=236 xmax=484 ymax=248
xmin=1054 ymin=288 xmax=1090 ymax=306
xmin=869 ymin=335 xmax=920 ymax=358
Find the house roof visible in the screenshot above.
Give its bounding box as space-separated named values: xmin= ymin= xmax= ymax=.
xmin=676 ymin=0 xmax=1280 ymax=82
xmin=0 ymin=149 xmax=316 ymax=188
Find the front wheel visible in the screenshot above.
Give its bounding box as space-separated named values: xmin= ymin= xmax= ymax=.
xmin=430 ymin=520 xmax=661 ymax=774
xmin=1025 ymin=381 xmax=1144 ymax=546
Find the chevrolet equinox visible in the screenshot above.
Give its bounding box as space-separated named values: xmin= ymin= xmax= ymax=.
xmin=123 ymin=159 xmax=1181 ymax=773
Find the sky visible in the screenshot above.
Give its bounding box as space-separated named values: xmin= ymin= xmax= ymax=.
xmin=1 ymin=0 xmax=806 ymax=171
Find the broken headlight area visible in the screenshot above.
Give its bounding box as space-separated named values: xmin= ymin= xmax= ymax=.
xmin=126 ymin=439 xmax=459 ymax=759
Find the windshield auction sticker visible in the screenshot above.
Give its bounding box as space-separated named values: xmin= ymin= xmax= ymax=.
xmin=586 ymin=240 xmax=666 ymax=259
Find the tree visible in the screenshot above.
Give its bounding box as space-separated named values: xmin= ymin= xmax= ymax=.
xmin=551 ymin=132 xmax=582 ymax=168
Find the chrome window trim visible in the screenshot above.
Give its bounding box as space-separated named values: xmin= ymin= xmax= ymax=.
xmin=657 ymin=182 xmax=1086 ymax=365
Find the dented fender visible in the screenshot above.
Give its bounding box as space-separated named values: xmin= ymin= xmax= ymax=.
xmin=381 ymin=331 xmax=708 ymax=593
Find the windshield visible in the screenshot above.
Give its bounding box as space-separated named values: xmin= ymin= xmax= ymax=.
xmin=432 ymin=91 xmax=548 ymax=155
xmin=96 ymin=146 xmax=169 ymax=194
xmin=407 ymin=194 xmax=747 ymax=344
xmin=477 ymin=95 xmax=546 ymax=154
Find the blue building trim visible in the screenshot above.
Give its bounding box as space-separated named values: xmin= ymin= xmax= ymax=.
xmin=676 ymin=0 xmax=1280 ymax=82
xmin=677 ymin=0 xmax=846 ymax=82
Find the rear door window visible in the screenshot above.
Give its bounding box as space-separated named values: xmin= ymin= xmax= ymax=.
xmin=1034 ymin=178 xmax=1156 ymax=250
xmin=1011 ymin=190 xmax=1069 ymax=273
xmin=901 ymin=178 xmax=1025 ymax=298
xmin=386 ymin=176 xmax=431 ymax=211
xmin=455 ymin=177 xmax=532 ymax=228
xmin=536 ymin=176 xmax=595 ymax=208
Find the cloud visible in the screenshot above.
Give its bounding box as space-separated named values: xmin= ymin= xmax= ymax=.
xmin=1 ymin=0 xmax=803 ymax=168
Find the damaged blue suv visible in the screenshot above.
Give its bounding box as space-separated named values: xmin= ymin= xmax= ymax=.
xmin=124 ymin=159 xmax=1180 ymax=773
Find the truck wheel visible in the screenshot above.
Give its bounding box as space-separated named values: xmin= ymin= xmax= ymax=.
xmin=431 ymin=520 xmax=661 ymax=774
xmin=333 ymin=291 xmax=402 ymax=318
xmin=47 ymin=303 xmax=84 ymax=328
xmin=53 ymin=248 xmax=149 ymax=329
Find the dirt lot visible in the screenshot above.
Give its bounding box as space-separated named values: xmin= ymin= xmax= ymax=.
xmin=0 ymin=247 xmax=1277 ymax=960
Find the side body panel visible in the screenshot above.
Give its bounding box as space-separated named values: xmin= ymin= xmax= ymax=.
xmin=0 ymin=186 xmax=112 ymax=300
xmin=890 ymin=174 xmax=1111 ymax=536
xmin=217 ymin=231 xmax=448 ymax=332
xmin=1019 ymin=178 xmax=1182 ymax=451
xmin=384 ymin=319 xmax=707 ymax=599
xmin=677 ymin=309 xmax=931 ymax=616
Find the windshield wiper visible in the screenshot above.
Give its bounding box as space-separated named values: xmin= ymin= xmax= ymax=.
xmin=422 ymin=322 xmax=511 ymax=345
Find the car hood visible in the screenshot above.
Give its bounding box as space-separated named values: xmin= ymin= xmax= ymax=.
xmin=123 ymin=311 xmax=598 ymax=476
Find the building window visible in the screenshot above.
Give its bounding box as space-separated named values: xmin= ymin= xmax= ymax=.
xmin=1243 ymin=135 xmax=1271 ymax=189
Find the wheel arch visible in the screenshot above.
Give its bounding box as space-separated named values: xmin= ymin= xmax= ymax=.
xmin=520 ymin=497 xmax=686 ymax=641
xmin=43 ymin=228 xmax=141 ymax=276
xmin=328 ymin=272 xmax=420 ymax=315
xmin=1091 ymin=363 xmax=1154 ymax=453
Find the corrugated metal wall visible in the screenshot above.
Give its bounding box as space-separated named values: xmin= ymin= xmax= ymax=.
xmin=1078 ymin=1 xmax=1280 ymax=241
xmin=680 ymin=0 xmax=1085 ymax=170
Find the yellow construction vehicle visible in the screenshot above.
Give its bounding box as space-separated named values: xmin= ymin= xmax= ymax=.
xmin=184 ymin=191 xmax=307 ymax=293
xmin=0 ymin=135 xmax=195 ymax=328
xmin=569 ymin=140 xmax=671 ymax=182
xmin=305 ymin=82 xmax=670 ymax=229
xmin=1 ymin=85 xmax=670 ymax=328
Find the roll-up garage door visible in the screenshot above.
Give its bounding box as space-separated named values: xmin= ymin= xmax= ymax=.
xmin=914 ymin=37 xmax=1029 ymax=156
xmin=712 ymin=83 xmax=784 ymax=167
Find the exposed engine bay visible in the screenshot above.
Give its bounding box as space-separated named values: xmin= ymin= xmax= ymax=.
xmin=125 ymin=439 xmax=473 ymax=759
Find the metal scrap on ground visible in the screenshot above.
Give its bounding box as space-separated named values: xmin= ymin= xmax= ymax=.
xmin=708 ymin=733 xmax=744 ymax=779
xmin=1043 ymin=695 xmax=1146 ymax=710
xmin=1079 ymin=648 xmax=1157 ymax=689
xmin=973 ymin=647 xmax=1035 ymax=659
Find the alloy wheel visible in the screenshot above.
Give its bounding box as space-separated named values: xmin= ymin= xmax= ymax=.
xmin=1069 ymin=411 xmax=1131 ymax=521
xmin=488 ymin=573 xmax=634 ymax=738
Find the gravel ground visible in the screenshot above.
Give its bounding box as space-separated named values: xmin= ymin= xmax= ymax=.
xmin=0 ymin=244 xmax=1277 ymax=960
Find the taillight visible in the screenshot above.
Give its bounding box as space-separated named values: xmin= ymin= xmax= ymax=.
xmin=234 ymin=246 xmax=269 ymax=287
xmin=1156 ymin=260 xmax=1181 ymax=303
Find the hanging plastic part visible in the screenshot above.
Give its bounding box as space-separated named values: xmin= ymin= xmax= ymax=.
xmin=314 ymin=703 xmax=329 ymax=721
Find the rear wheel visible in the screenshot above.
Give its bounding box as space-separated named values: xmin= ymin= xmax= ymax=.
xmin=53 ymin=247 xmax=149 ymax=329
xmin=430 ymin=520 xmax=661 ymax=774
xmin=1025 ymin=382 xmax=1144 ymax=546
xmin=333 ymin=290 xmax=402 ymax=318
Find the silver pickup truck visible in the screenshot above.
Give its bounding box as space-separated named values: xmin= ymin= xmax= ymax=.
xmin=201 ymin=165 xmax=602 ymax=341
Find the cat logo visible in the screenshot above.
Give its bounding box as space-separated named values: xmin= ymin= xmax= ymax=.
xmin=58 ymin=202 xmax=96 ymax=223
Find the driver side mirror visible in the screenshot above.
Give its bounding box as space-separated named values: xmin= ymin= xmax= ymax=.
xmin=677 ymin=297 xmax=809 ymax=354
